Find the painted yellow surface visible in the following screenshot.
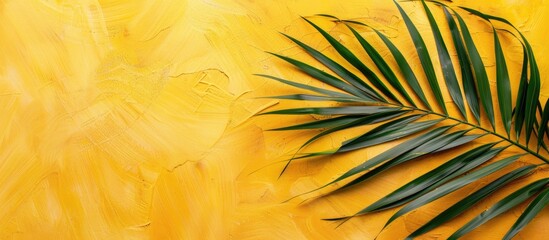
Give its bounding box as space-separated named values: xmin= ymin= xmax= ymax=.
xmin=0 ymin=0 xmax=548 ymax=239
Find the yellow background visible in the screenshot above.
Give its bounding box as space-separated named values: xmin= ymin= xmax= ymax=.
xmin=0 ymin=0 xmax=548 ymax=239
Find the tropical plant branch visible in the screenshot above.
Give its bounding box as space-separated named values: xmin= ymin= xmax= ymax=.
xmin=261 ymin=1 xmax=549 ymax=237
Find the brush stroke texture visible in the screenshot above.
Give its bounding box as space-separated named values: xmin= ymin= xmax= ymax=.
xmin=0 ymin=0 xmax=547 ymax=239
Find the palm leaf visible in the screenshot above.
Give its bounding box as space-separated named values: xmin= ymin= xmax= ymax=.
xmin=335 ymin=128 xmax=474 ymax=192
xmin=351 ymin=23 xmax=432 ymax=110
xmin=442 ymin=7 xmax=481 ymax=124
xmin=340 ymin=142 xmax=501 ymax=218
xmin=420 ymin=0 xmax=467 ymax=119
xmin=538 ymin=98 xmax=549 ymax=152
xmin=385 ymin=154 xmax=523 ymax=228
xmin=448 ymin=178 xmax=549 ymax=239
xmin=300 ymin=17 xmax=395 ymax=102
xmin=504 ymin=187 xmax=549 ymax=239
xmin=460 ymin=6 xmax=542 ymax=144
xmin=406 ymin=165 xmax=537 ymax=239
xmin=451 ymin=6 xmax=496 ymax=130
xmin=258 ymin=0 xmax=549 ymax=238
xmin=345 ymin=25 xmax=416 ymax=107
xmin=515 ymin=46 xmax=530 ymax=139
xmin=494 ymin=28 xmax=513 ymax=136
xmin=279 ymin=33 xmax=382 ymax=101
xmin=394 ymin=0 xmax=447 ymax=114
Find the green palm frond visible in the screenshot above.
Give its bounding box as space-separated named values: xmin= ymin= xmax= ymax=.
xmin=258 ymin=0 xmax=549 ymax=239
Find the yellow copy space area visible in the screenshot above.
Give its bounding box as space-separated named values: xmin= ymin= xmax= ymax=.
xmin=0 ymin=0 xmax=548 ymax=239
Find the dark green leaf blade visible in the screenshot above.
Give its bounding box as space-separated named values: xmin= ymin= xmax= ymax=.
xmin=453 ymin=9 xmax=496 ymax=130
xmin=284 ymin=125 xmax=453 ymax=203
xmin=332 ymin=18 xmax=431 ymax=109
xmin=269 ymin=111 xmax=405 ymax=131
xmin=301 ymin=17 xmax=398 ymax=102
xmin=269 ymin=116 xmax=373 ymax=131
xmin=537 ymin=99 xmax=549 ymax=151
xmin=254 ymin=74 xmax=356 ymax=98
xmin=494 ymin=29 xmax=513 ymax=136
xmin=325 ymin=130 xmax=488 ymax=224
xmin=352 ymin=133 xmax=487 ymax=215
xmin=449 ymin=178 xmax=549 ymax=239
xmin=345 ymin=25 xmax=416 ymax=106
xmin=386 ymin=154 xmax=522 ymax=227
xmin=473 ymin=13 xmax=540 ymax=143
xmin=338 ymin=118 xmax=442 ymax=153
xmin=278 ymin=111 xmax=408 ymax=178
xmin=300 ymin=111 xmax=409 ymax=147
xmin=259 ymin=106 xmax=400 ymax=116
xmin=514 ymin=46 xmax=529 ymax=139
xmin=341 ymin=114 xmax=425 ymax=145
xmin=321 ymin=125 xmax=453 ymax=191
xmin=262 ymin=94 xmax=367 ymax=102
xmin=421 ymin=0 xmax=467 ymax=119
xmin=504 ymin=187 xmax=549 ymax=240
xmin=443 ymin=7 xmax=481 ymax=123
xmin=394 ymin=0 xmax=447 ymax=114
xmin=460 ymin=7 xmax=541 ymax=138
xmin=434 ymin=133 xmax=485 ymax=152
xmin=406 ymin=164 xmax=537 ymax=239
xmin=525 ymin=71 xmax=541 ymax=145
xmin=268 ymin=53 xmax=372 ymax=99
xmin=337 ymin=127 xmax=469 ymax=192
xmin=281 ymin=33 xmax=381 ymax=100
xmin=459 ymin=7 xmax=511 ymax=25
xmin=377 ymin=143 xmax=500 ymax=210
xmin=365 ymin=25 xmax=432 ymax=110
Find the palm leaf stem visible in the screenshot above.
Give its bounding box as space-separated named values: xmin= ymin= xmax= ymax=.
xmin=388 ymin=103 xmax=549 ymax=164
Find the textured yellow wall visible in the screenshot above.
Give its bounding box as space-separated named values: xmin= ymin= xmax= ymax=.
xmin=0 ymin=0 xmax=548 ymax=239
